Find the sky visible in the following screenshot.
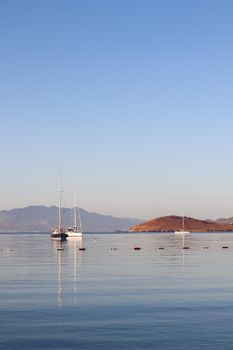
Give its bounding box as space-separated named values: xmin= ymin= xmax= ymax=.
xmin=1 ymin=0 xmax=233 ymax=220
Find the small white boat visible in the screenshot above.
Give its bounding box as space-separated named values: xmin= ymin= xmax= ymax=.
xmin=66 ymin=226 xmax=83 ymax=238
xmin=51 ymin=173 xmax=67 ymax=241
xmin=66 ymin=193 xmax=83 ymax=238
xmin=174 ymin=216 xmax=190 ymax=235
xmin=174 ymin=230 xmax=190 ymax=235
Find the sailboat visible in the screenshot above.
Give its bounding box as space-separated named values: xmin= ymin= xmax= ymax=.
xmin=66 ymin=193 xmax=83 ymax=238
xmin=174 ymin=216 xmax=190 ymax=235
xmin=51 ymin=174 xmax=67 ymax=241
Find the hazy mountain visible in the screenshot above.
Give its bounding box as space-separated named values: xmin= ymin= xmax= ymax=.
xmin=215 ymin=217 xmax=233 ymax=224
xmin=0 ymin=206 xmax=142 ymax=232
xmin=130 ymin=215 xmax=233 ymax=232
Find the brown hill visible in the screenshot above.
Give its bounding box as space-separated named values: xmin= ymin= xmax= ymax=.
xmin=129 ymin=215 xmax=233 ymax=232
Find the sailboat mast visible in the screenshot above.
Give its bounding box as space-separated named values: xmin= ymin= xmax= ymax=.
xmin=76 ymin=191 xmax=83 ymax=232
xmin=78 ymin=206 xmax=83 ymax=232
xmin=58 ymin=173 xmax=62 ymax=229
xmin=74 ymin=193 xmax=77 ymax=228
xmin=182 ymin=216 xmax=185 ymax=230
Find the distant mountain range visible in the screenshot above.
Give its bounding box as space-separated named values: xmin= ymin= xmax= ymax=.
xmin=0 ymin=206 xmax=142 ymax=233
xmin=130 ymin=215 xmax=233 ymax=232
xmin=1 ymin=208 xmax=233 ymax=233
xmin=215 ymin=217 xmax=233 ymax=224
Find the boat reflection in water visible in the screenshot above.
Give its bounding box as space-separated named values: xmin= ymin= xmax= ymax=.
xmin=54 ymin=237 xmax=83 ymax=306
xmin=54 ymin=242 xmax=64 ymax=306
xmin=71 ymin=237 xmax=83 ymax=304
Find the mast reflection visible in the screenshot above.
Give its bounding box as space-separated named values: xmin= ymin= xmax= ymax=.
xmin=54 ymin=241 xmax=64 ymax=307
xmin=53 ymin=238 xmax=83 ymax=306
xmin=68 ymin=237 xmax=83 ymax=304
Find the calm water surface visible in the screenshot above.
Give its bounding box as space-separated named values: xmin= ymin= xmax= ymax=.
xmin=1 ymin=232 xmax=233 ymax=349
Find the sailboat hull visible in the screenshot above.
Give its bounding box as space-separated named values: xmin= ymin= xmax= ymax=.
xmin=66 ymin=231 xmax=83 ymax=238
xmin=174 ymin=230 xmax=190 ymax=234
xmin=51 ymin=233 xmax=67 ymax=241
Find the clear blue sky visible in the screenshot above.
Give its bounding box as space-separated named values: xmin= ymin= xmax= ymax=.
xmin=1 ymin=0 xmax=233 ymax=220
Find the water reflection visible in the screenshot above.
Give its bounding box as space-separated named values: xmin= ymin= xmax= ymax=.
xmin=49 ymin=232 xmax=233 ymax=308
xmin=53 ymin=238 xmax=83 ymax=306
xmin=2 ymin=233 xmax=233 ymax=350
xmin=53 ymin=241 xmax=64 ymax=306
xmin=68 ymin=238 xmax=83 ymax=304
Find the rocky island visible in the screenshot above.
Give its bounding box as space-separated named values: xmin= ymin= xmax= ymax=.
xmin=129 ymin=215 xmax=233 ymax=232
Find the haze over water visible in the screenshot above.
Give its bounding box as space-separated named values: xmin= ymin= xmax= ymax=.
xmin=1 ymin=232 xmax=233 ymax=349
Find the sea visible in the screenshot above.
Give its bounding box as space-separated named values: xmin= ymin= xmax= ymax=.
xmin=1 ymin=232 xmax=233 ymax=350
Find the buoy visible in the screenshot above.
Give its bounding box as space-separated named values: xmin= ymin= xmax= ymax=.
xmin=222 ymin=246 xmax=229 ymax=249
xmin=110 ymin=248 xmax=118 ymax=250
xmin=79 ymin=248 xmax=86 ymax=251
xmin=203 ymin=246 xmax=209 ymax=249
xmin=158 ymin=247 xmax=165 ymax=250
xmin=134 ymin=247 xmax=141 ymax=250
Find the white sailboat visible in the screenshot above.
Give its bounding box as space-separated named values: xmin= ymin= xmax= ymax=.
xmin=66 ymin=193 xmax=83 ymax=238
xmin=174 ymin=216 xmax=190 ymax=235
xmin=51 ymin=174 xmax=67 ymax=241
